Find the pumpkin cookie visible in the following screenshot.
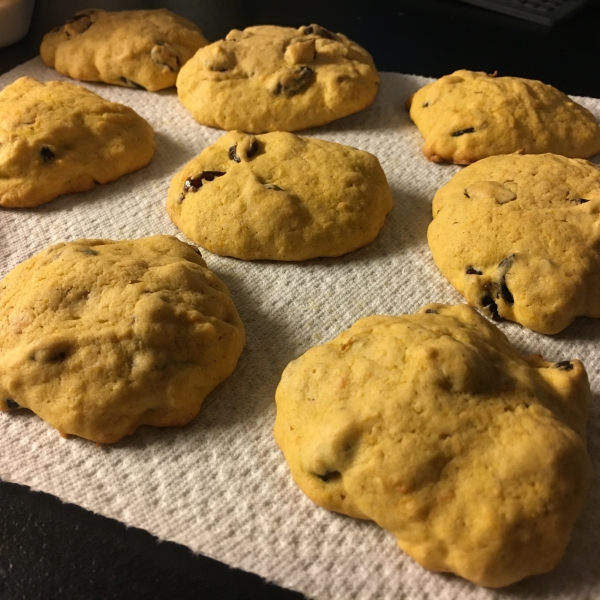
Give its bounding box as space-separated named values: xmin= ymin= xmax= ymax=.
xmin=41 ymin=8 xmax=208 ymax=92
xmin=407 ymin=70 xmax=600 ymax=164
xmin=167 ymin=130 xmax=393 ymax=260
xmin=0 ymin=235 xmax=245 ymax=443
xmin=274 ymin=303 xmax=591 ymax=587
xmin=176 ymin=24 xmax=380 ymax=132
xmin=0 ymin=77 xmax=155 ymax=208
xmin=428 ymin=153 xmax=600 ymax=334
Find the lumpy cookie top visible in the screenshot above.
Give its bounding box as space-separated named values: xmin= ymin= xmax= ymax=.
xmin=274 ymin=303 xmax=591 ymax=587
xmin=428 ymin=153 xmax=600 ymax=334
xmin=166 ymin=130 xmax=393 ymax=260
xmin=407 ymin=70 xmax=600 ymax=164
xmin=41 ymin=8 xmax=208 ymax=92
xmin=176 ymin=24 xmax=380 ymax=132
xmin=0 ymin=77 xmax=155 ymax=208
xmin=0 ymin=235 xmax=245 ymax=444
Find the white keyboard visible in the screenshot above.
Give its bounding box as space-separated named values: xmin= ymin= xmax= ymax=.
xmin=455 ymin=0 xmax=593 ymax=25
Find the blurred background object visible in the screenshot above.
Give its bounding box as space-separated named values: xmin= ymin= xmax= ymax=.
xmin=455 ymin=0 xmax=594 ymax=25
xmin=0 ymin=0 xmax=34 ymax=47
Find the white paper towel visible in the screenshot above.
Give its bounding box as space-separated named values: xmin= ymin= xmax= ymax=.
xmin=1 ymin=58 xmax=599 ymax=600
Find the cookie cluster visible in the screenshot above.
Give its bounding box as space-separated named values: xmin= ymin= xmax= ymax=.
xmin=0 ymin=7 xmax=598 ymax=590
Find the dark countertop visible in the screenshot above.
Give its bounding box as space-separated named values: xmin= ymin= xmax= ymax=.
xmin=1 ymin=1 xmax=599 ymax=599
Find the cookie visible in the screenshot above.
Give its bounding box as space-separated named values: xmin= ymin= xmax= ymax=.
xmin=428 ymin=153 xmax=600 ymax=334
xmin=407 ymin=70 xmax=600 ymax=164
xmin=166 ymin=130 xmax=393 ymax=260
xmin=274 ymin=303 xmax=591 ymax=587
xmin=0 ymin=77 xmax=155 ymax=208
xmin=176 ymin=24 xmax=380 ymax=132
xmin=41 ymin=8 xmax=208 ymax=92
xmin=0 ymin=235 xmax=245 ymax=444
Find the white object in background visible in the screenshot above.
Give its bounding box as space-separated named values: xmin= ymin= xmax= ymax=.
xmin=0 ymin=0 xmax=35 ymax=48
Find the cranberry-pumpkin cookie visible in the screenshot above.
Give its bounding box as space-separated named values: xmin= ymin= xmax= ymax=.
xmin=41 ymin=8 xmax=207 ymax=91
xmin=176 ymin=24 xmax=380 ymax=132
xmin=428 ymin=153 xmax=600 ymax=334
xmin=0 ymin=236 xmax=245 ymax=444
xmin=167 ymin=131 xmax=393 ymax=260
xmin=0 ymin=77 xmax=155 ymax=208
xmin=274 ymin=303 xmax=592 ymax=587
xmin=407 ymin=70 xmax=600 ymax=164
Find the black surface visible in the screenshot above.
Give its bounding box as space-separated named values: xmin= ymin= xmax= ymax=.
xmin=0 ymin=481 xmax=304 ymax=600
xmin=1 ymin=1 xmax=600 ymax=599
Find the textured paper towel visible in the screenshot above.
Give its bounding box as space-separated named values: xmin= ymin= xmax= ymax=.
xmin=1 ymin=58 xmax=599 ymax=600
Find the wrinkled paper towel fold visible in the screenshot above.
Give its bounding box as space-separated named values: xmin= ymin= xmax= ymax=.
xmin=1 ymin=59 xmax=599 ymax=600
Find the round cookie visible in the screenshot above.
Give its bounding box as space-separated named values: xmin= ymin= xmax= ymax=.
xmin=166 ymin=130 xmax=393 ymax=261
xmin=0 ymin=77 xmax=155 ymax=208
xmin=428 ymin=153 xmax=600 ymax=334
xmin=176 ymin=24 xmax=380 ymax=132
xmin=407 ymin=70 xmax=600 ymax=164
xmin=0 ymin=235 xmax=245 ymax=444
xmin=41 ymin=8 xmax=208 ymax=92
xmin=274 ymin=303 xmax=592 ymax=588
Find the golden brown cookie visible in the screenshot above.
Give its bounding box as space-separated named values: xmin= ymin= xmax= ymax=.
xmin=428 ymin=153 xmax=600 ymax=334
xmin=41 ymin=8 xmax=208 ymax=92
xmin=0 ymin=77 xmax=155 ymax=208
xmin=274 ymin=303 xmax=591 ymax=587
xmin=176 ymin=24 xmax=380 ymax=132
xmin=407 ymin=70 xmax=600 ymax=164
xmin=166 ymin=130 xmax=393 ymax=260
xmin=0 ymin=235 xmax=245 ymax=444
